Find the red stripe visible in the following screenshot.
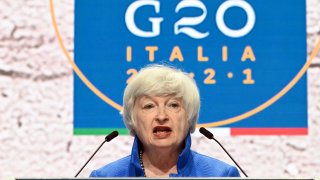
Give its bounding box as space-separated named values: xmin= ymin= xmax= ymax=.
xmin=231 ymin=128 xmax=308 ymax=135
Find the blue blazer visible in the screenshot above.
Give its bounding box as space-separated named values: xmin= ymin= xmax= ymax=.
xmin=90 ymin=133 xmax=240 ymax=177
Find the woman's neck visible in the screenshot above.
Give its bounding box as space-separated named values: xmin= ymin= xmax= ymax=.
xmin=141 ymin=146 xmax=183 ymax=177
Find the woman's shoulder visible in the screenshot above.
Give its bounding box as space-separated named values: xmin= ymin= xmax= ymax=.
xmin=190 ymin=151 xmax=240 ymax=177
xmin=90 ymin=155 xmax=131 ymax=177
xmin=191 ymin=151 xmax=230 ymax=165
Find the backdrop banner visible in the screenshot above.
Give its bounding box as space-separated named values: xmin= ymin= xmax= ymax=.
xmin=74 ymin=0 xmax=307 ymax=135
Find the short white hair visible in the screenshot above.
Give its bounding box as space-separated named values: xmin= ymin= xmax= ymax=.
xmin=122 ymin=64 xmax=200 ymax=136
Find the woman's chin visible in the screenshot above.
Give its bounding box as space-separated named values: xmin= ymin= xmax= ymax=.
xmin=149 ymin=136 xmax=178 ymax=148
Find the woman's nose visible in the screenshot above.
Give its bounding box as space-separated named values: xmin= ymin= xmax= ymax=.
xmin=155 ymin=106 xmax=169 ymax=122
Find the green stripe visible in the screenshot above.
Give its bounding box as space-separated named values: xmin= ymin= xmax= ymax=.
xmin=74 ymin=128 xmax=129 ymax=135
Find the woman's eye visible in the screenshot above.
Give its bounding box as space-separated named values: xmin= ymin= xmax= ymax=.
xmin=168 ymin=103 xmax=180 ymax=108
xmin=143 ymin=104 xmax=154 ymax=109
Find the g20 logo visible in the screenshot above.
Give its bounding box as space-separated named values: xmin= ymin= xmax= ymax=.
xmin=125 ymin=0 xmax=256 ymax=39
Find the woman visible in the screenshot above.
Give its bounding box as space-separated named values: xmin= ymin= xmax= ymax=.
xmin=90 ymin=64 xmax=240 ymax=177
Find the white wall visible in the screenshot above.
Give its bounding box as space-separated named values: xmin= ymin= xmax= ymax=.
xmin=0 ymin=0 xmax=319 ymax=178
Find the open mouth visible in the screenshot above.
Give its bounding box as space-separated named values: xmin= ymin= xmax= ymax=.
xmin=153 ymin=126 xmax=172 ymax=138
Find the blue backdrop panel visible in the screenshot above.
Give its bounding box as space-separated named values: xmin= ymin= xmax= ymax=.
xmin=74 ymin=0 xmax=307 ymax=135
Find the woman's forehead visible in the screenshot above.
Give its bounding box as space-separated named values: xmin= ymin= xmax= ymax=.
xmin=137 ymin=95 xmax=182 ymax=102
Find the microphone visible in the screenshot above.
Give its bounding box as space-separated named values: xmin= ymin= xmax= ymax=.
xmin=75 ymin=130 xmax=119 ymax=177
xmin=199 ymin=127 xmax=248 ymax=177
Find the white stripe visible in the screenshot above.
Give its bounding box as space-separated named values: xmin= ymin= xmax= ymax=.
xmin=193 ymin=127 xmax=231 ymax=137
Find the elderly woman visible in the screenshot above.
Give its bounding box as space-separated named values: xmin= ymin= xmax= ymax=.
xmin=90 ymin=64 xmax=240 ymax=177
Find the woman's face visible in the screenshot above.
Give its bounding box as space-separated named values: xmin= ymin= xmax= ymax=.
xmin=133 ymin=95 xmax=189 ymax=151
